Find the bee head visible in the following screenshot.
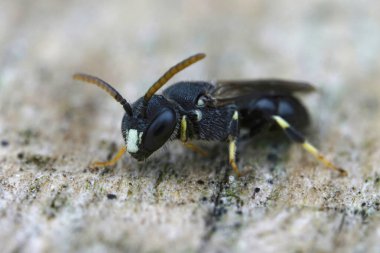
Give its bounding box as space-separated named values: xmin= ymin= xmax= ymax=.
xmin=121 ymin=96 xmax=178 ymax=160
xmin=73 ymin=53 xmax=205 ymax=161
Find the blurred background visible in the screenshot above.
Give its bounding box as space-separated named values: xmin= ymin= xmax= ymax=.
xmin=1 ymin=0 xmax=380 ymax=145
xmin=1 ymin=1 xmax=380 ymax=252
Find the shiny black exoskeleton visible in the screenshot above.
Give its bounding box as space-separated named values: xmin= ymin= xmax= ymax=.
xmin=238 ymin=95 xmax=310 ymax=136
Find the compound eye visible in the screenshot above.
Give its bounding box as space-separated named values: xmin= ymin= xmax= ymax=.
xmin=143 ymin=109 xmax=177 ymax=152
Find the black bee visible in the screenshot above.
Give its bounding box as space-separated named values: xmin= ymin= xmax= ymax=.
xmin=73 ymin=53 xmax=347 ymax=176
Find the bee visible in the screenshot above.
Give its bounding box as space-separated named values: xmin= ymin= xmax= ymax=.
xmin=73 ymin=53 xmax=347 ymax=176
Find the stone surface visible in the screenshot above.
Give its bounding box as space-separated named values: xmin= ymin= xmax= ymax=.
xmin=1 ymin=1 xmax=380 ymax=252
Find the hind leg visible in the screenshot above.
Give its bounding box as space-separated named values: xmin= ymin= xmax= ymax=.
xmin=271 ymin=115 xmax=347 ymax=176
xmin=227 ymin=110 xmax=241 ymax=176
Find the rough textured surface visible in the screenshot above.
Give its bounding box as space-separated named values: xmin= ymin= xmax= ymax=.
xmin=1 ymin=1 xmax=380 ymax=252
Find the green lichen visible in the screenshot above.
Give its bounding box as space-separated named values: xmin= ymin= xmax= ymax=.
xmin=24 ymin=154 xmax=56 ymax=168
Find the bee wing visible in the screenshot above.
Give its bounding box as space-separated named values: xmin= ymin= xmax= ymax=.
xmin=210 ymin=79 xmax=316 ymax=106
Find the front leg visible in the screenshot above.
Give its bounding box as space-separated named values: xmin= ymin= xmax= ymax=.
xmin=228 ymin=110 xmax=241 ymax=176
xmin=90 ymin=146 xmax=126 ymax=168
xmin=180 ymin=115 xmax=208 ymax=157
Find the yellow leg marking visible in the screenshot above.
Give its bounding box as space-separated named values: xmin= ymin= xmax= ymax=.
xmin=181 ymin=116 xmax=187 ymax=142
xmin=91 ymin=146 xmax=127 ymax=168
xmin=272 ymin=115 xmax=289 ymax=128
xmin=272 ymin=115 xmax=347 ymax=176
xmin=183 ymin=142 xmax=208 ymax=157
xmin=229 ymin=138 xmax=241 ymax=177
xmin=180 ymin=115 xmax=208 ymax=157
xmin=302 ymin=142 xmax=347 ymax=176
xmin=233 ymin=110 xmax=239 ymax=120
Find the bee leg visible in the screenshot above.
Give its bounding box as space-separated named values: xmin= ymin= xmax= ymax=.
xmin=183 ymin=142 xmax=208 ymax=157
xmin=228 ymin=111 xmax=241 ymax=176
xmin=271 ymin=115 xmax=347 ymax=176
xmin=180 ymin=115 xmax=208 ymax=157
xmin=90 ymin=146 xmax=127 ymax=168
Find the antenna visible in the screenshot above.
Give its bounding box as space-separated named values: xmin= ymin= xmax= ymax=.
xmin=143 ymin=53 xmax=206 ymax=104
xmin=73 ymin=73 xmax=133 ymax=115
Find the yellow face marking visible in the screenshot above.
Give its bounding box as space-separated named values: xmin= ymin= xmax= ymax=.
xmin=127 ymin=129 xmax=139 ymax=153
xmin=181 ymin=116 xmax=187 ymax=142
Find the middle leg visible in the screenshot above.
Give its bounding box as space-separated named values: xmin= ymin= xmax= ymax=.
xmin=180 ymin=115 xmax=208 ymax=157
xmin=228 ymin=110 xmax=241 ymax=176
